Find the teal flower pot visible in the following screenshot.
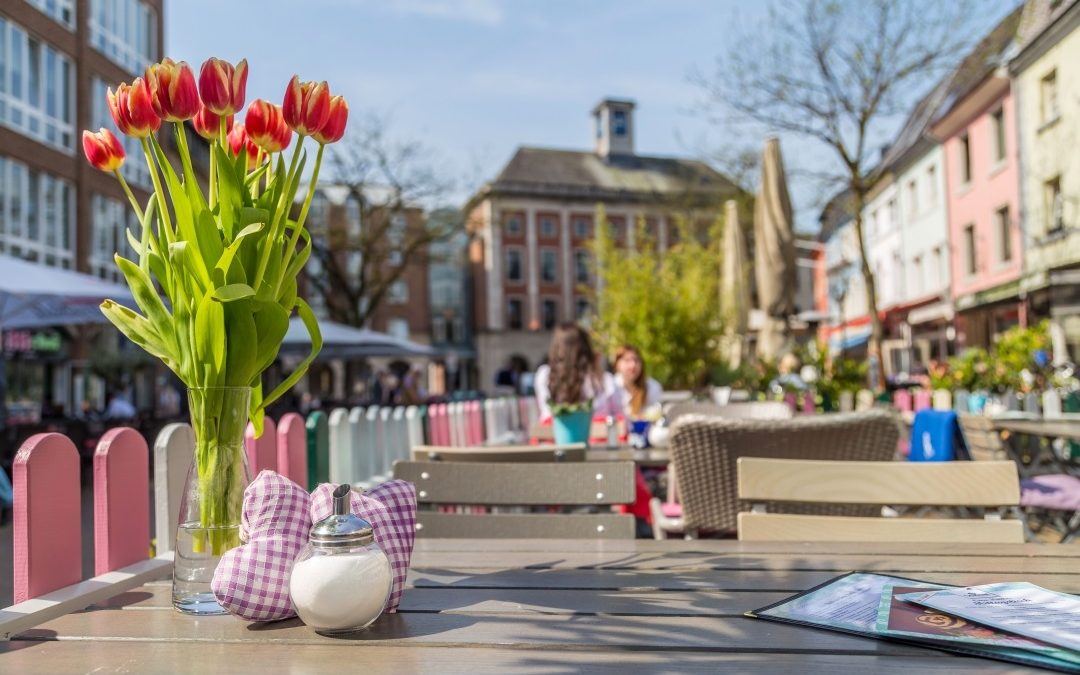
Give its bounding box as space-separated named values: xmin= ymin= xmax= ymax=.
xmin=553 ymin=410 xmax=592 ymax=446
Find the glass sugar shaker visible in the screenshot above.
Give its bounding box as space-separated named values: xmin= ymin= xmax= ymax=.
xmin=289 ymin=484 xmax=393 ymax=635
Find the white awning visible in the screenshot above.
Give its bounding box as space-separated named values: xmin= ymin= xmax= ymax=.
xmin=907 ymin=301 xmax=954 ymax=326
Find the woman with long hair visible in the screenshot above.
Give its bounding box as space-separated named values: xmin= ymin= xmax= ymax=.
xmin=534 ymin=323 xmax=622 ymax=421
xmin=612 ymin=344 xmax=663 ymax=418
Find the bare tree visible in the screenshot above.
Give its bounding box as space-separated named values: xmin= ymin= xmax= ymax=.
xmin=696 ymin=0 xmax=989 ymax=372
xmin=304 ymin=115 xmax=464 ymax=327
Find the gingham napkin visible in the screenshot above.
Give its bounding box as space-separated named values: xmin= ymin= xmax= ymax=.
xmin=210 ymin=472 xmax=417 ymax=622
xmin=309 ymin=480 xmax=417 ymax=613
xmin=211 ymin=471 xmax=311 ymax=621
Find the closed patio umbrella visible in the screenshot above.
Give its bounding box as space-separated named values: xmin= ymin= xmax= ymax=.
xmin=720 ymin=199 xmax=750 ymax=367
xmin=753 ymin=137 xmax=796 ymax=362
xmin=281 ymin=317 xmax=435 ymax=359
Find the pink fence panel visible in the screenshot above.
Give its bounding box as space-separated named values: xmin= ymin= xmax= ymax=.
xmin=277 ymin=413 xmax=307 ymax=486
xmin=93 ymin=427 xmax=150 ymax=575
xmin=801 ymin=391 xmax=815 ymax=415
xmin=783 ymin=392 xmax=797 ymax=413
xmin=518 ymin=398 xmax=530 ymax=430
xmin=428 ymin=404 xmax=447 ymax=445
xmin=245 ymin=417 xmax=278 ymax=476
xmin=13 ymin=433 xmax=81 ymax=603
xmin=894 ymin=389 xmax=913 ymax=412
xmin=465 ymin=401 xmax=484 ymax=445
xmin=914 ymin=389 xmax=932 ymax=411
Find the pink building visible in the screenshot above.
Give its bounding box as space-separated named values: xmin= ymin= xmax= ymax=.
xmin=931 ymin=12 xmax=1024 ymax=348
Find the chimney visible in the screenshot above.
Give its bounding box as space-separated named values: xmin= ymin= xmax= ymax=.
xmin=592 ymin=98 xmax=636 ymax=159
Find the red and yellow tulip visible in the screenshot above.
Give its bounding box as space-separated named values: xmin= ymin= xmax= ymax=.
xmin=198 ymin=57 xmax=248 ymax=116
xmin=282 ymin=76 xmax=331 ymax=137
xmin=245 ymin=99 xmax=292 ymax=153
xmin=193 ymin=105 xmax=233 ymax=141
xmin=313 ymin=95 xmax=348 ymax=145
xmin=82 ymin=128 xmax=126 ymax=172
xmin=145 ymin=58 xmax=200 ymax=122
xmin=107 ymin=78 xmax=160 ymax=138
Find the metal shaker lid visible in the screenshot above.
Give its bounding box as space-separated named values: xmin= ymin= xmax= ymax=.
xmin=309 ymin=484 xmax=375 ymax=548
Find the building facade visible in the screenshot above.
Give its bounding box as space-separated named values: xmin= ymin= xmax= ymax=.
xmin=924 ymin=8 xmax=1025 ymax=352
xmin=465 ymin=98 xmax=741 ymax=388
xmin=0 ymin=0 xmax=167 ymax=419
xmin=1012 ymin=0 xmax=1080 ymax=362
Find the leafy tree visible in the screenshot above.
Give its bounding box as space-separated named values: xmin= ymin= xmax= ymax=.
xmin=589 ymin=204 xmax=724 ymax=389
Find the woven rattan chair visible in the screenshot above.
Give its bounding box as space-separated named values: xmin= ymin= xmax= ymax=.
xmin=665 ymin=401 xmax=793 ymax=425
xmin=667 ymin=411 xmax=901 ymax=538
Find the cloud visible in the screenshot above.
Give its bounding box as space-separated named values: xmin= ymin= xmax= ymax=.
xmin=375 ymin=0 xmax=504 ymax=25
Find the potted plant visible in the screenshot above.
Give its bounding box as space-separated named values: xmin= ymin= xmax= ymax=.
xmin=550 ymin=401 xmax=593 ymax=446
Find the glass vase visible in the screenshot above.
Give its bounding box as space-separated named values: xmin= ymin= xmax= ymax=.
xmin=173 ymin=386 xmax=253 ymax=615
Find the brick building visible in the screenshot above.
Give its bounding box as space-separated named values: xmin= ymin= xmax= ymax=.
xmin=463 ymin=98 xmax=741 ymax=388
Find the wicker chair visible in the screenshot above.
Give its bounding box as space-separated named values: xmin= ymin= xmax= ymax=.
xmin=669 ymin=410 xmax=901 ymax=537
xmin=665 ymin=401 xmax=793 ymax=424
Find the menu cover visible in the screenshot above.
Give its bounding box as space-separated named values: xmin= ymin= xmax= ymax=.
xmin=748 ymin=572 xmax=1080 ymax=673
xmin=898 ymin=583 xmax=1080 ymax=653
xmin=877 ymin=584 xmax=1080 ymax=671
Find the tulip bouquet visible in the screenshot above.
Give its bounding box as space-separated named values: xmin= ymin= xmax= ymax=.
xmin=83 ymin=56 xmax=347 ymax=562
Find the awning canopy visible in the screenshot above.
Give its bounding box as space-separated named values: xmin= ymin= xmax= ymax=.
xmin=282 ymin=317 xmax=435 ymax=359
xmin=0 ymin=255 xmax=133 ymax=329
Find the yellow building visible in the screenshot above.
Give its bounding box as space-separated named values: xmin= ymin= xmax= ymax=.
xmin=1012 ymin=0 xmax=1080 ymax=360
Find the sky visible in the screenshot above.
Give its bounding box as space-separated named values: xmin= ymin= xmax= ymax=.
xmin=167 ymin=0 xmax=1019 ymax=232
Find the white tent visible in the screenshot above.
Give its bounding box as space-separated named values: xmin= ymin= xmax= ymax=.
xmin=0 ymin=254 xmax=132 ymax=329
xmin=282 ymin=317 xmax=435 ymax=359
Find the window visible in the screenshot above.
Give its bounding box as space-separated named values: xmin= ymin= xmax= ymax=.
xmin=612 ymin=110 xmax=627 ymax=136
xmin=575 ymin=250 xmax=590 ymax=284
xmin=89 ymin=0 xmax=157 ymax=75
xmin=959 ymin=132 xmax=972 ymax=184
xmin=505 ymin=215 xmax=521 ymax=236
xmin=506 ymin=298 xmax=523 ymax=330
xmin=575 ymin=298 xmax=590 ymax=320
xmin=573 ymin=216 xmax=590 ymax=238
xmin=991 ymin=107 xmax=1006 ymax=163
xmin=932 ymin=246 xmax=943 ymax=288
xmin=388 ymin=280 xmax=409 ymax=304
xmin=1041 ymin=70 xmax=1059 ymax=124
xmin=887 ymin=199 xmax=899 ymax=229
xmin=451 ymin=318 xmax=464 ymax=343
xmin=0 ymin=156 xmax=73 ymax=267
xmin=540 ymin=249 xmax=558 ymax=283
xmin=27 ymin=0 xmax=76 ymax=29
xmin=912 ymin=256 xmax=923 ymax=296
xmin=927 ymin=165 xmax=938 ymax=206
xmin=870 ymin=210 xmax=879 ymax=235
xmin=345 ymin=196 xmax=361 ymax=240
xmin=90 ymin=194 xmax=138 ymax=280
xmin=505 ymin=248 xmax=523 ymax=282
xmin=432 ymin=316 xmax=447 ymax=343
xmin=996 ymin=206 xmax=1012 ymax=262
xmin=387 ymin=318 xmax=409 ymax=341
xmin=963 ymin=224 xmax=977 ymax=276
xmin=892 ymin=252 xmax=903 ymax=300
xmin=542 ymin=299 xmax=558 ymax=330
xmin=540 ymin=216 xmax=556 ymax=238
xmin=92 ymin=78 xmax=151 ymax=188
xmin=309 ymin=192 xmax=329 ymax=227
xmin=388 ymin=249 xmax=402 ymax=266
xmin=1046 ymin=176 xmax=1063 ymax=232
xmin=0 ymin=18 xmax=76 ymax=152
xmin=347 ymin=251 xmax=362 ymax=278
xmin=907 ymin=180 xmax=918 ymax=216
xmin=389 ymin=213 xmax=406 ymax=245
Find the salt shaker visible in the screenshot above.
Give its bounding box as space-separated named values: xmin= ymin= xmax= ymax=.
xmin=289 ymin=484 xmax=393 ymax=635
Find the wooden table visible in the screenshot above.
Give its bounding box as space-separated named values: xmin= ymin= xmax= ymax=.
xmin=994 ymin=416 xmax=1080 ymax=442
xmin=4 ymin=540 xmax=1078 ymax=673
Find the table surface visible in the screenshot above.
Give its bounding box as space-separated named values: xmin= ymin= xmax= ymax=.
xmin=4 ymin=539 xmax=1078 ymax=674
xmin=993 ymin=417 xmax=1080 ymax=441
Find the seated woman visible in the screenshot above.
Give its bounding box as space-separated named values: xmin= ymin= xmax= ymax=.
xmin=612 ymin=344 xmax=663 ymax=419
xmin=534 ymin=323 xmax=622 ymax=423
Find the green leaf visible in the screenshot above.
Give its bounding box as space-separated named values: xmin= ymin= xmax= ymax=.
xmin=214 ymin=144 xmax=242 ymax=239
xmin=224 ymin=303 xmax=258 ymax=386
xmin=114 ymin=255 xmax=177 ymax=354
xmin=262 ymin=298 xmax=321 ymax=407
xmin=193 ymin=292 xmax=226 ymax=386
xmin=213 ymin=221 xmax=265 ymax=287
xmin=100 ymin=300 xmax=178 ymax=374
xmin=195 ymin=208 xmax=225 ymax=272
xmin=252 ymin=302 xmax=290 ymax=376
xmin=213 ymin=283 xmax=256 ymax=303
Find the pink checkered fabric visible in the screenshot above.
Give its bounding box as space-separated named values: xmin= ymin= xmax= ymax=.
xmin=211 ymin=471 xmax=311 ymax=621
xmin=309 ymin=480 xmax=416 ymax=613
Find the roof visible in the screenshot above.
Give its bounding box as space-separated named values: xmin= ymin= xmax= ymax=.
xmin=470 ymin=146 xmax=741 ymax=207
xmin=930 ymin=6 xmax=1023 ymax=126
xmin=1011 ymin=0 xmax=1080 ymax=70
xmin=817 ymin=188 xmax=854 ymax=243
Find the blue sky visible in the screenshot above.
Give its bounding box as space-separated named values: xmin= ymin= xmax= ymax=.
xmin=167 ymin=0 xmax=1018 ymax=231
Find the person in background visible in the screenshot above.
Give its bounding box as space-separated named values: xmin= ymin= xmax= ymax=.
xmin=104 ymin=388 xmax=137 ymax=421
xmin=534 ymin=323 xmax=622 ymax=422
xmin=612 ymin=345 xmax=663 ymax=419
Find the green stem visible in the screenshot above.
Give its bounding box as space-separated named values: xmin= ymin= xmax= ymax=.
xmin=253 ymin=137 xmax=305 ymax=293
xmin=280 ymin=142 xmax=325 ymax=293
xmin=114 ymin=169 xmax=149 ymax=272
xmin=113 ymin=169 xmax=144 ymax=221
xmin=141 ymin=136 xmax=174 ymax=245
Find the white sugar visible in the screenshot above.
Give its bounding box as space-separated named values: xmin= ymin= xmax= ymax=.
xmin=289 ymin=551 xmax=392 ymax=633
